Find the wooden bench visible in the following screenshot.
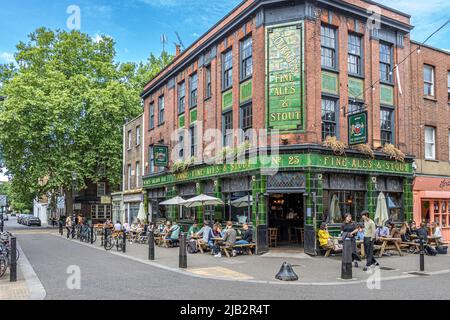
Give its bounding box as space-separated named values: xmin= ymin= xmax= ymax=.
xmin=221 ymin=244 xmax=256 ymax=257
xmin=324 ymin=247 xmax=342 ymax=257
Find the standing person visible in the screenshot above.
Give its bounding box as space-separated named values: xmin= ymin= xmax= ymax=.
xmin=361 ymin=211 xmax=379 ymax=271
xmin=65 ymin=215 xmax=72 ymax=239
xmin=432 ymin=222 xmax=444 ymax=244
xmin=341 ymin=214 xmax=360 ymax=267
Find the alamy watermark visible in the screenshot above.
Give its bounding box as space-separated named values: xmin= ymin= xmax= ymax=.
xmin=66 ymin=265 xmax=81 ymax=290
xmin=67 ymin=5 xmax=81 ymax=31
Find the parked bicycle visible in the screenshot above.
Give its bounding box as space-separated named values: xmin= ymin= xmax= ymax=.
xmin=0 ymin=231 xmax=20 ymax=278
xmin=104 ymin=231 xmax=125 ymax=251
xmin=80 ymin=225 xmax=97 ymax=243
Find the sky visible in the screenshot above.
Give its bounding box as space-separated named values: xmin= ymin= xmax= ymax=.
xmin=0 ymin=0 xmax=449 ymax=66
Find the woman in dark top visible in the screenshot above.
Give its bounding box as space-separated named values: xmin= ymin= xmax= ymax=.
xmin=341 ymin=214 xmax=361 ymax=267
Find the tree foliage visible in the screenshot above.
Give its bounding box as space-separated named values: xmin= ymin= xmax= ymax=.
xmin=0 ymin=28 xmax=172 ymax=212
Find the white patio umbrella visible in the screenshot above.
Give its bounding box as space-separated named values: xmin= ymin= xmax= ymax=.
xmin=231 ymin=195 xmax=253 ymax=208
xmin=137 ymin=202 xmax=146 ymax=222
xmin=159 ymin=196 xmax=186 ymax=220
xmin=374 ymin=192 xmax=389 ymax=227
xmin=181 ymin=194 xmax=224 ymax=208
xmin=329 ymin=194 xmax=341 ymax=223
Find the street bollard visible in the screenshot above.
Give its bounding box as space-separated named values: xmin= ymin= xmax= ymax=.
xmin=420 ymin=238 xmax=425 ymax=272
xmin=179 ymin=233 xmax=187 ymax=269
xmin=341 ymin=238 xmax=353 ymax=280
xmin=122 ymin=229 xmax=126 ymax=253
xmin=0 ymin=214 xmax=4 ymax=233
xmin=58 ymin=220 xmax=63 ymax=236
xmin=10 ymin=237 xmax=17 ymax=282
xmin=101 ymin=228 xmax=105 ymax=247
xmin=148 ymin=230 xmax=155 ymax=260
xmin=90 ymin=224 xmax=94 ymax=245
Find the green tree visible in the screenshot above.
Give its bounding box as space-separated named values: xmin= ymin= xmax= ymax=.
xmin=0 ymin=28 xmax=172 ymax=216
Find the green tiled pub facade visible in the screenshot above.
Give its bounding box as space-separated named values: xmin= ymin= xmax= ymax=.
xmin=143 ymin=148 xmax=414 ymax=255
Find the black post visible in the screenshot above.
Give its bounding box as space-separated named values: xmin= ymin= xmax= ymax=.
xmin=179 ymin=233 xmax=187 ymax=269
xmin=148 ymin=230 xmax=155 ymax=260
xmin=58 ymin=219 xmax=63 ymax=236
xmin=341 ymin=238 xmax=353 ymax=280
xmin=122 ymin=229 xmax=126 ymax=253
xmin=90 ymin=223 xmax=94 ymax=245
xmin=10 ymin=237 xmax=17 ymax=282
xmin=0 ymin=214 xmax=3 ymax=232
xmin=420 ymin=238 xmax=425 ymax=272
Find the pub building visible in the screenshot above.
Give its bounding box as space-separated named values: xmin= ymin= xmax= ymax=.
xmin=141 ymin=0 xmax=418 ymax=255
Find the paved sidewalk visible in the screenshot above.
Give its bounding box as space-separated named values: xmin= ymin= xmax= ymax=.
xmin=0 ymin=266 xmax=29 ymax=300
xmin=51 ymin=230 xmax=450 ymax=285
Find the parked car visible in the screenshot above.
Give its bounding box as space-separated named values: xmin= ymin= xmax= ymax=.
xmin=26 ymin=216 xmax=41 ymax=227
xmin=2 ymin=214 xmax=8 ymax=221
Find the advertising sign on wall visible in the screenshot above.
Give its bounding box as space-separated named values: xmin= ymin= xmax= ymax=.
xmin=348 ymin=111 xmax=368 ymax=145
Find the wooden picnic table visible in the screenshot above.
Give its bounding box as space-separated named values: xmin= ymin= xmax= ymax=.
xmin=377 ymin=237 xmax=403 ymax=257
xmin=326 ymin=236 xmax=365 ymax=258
xmin=427 ymin=235 xmax=442 ymax=246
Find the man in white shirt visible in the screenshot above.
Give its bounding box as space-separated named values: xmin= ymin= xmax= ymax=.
xmin=114 ymin=221 xmax=123 ymax=232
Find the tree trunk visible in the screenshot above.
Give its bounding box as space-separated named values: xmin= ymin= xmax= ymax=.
xmin=65 ymin=186 xmax=74 ymax=217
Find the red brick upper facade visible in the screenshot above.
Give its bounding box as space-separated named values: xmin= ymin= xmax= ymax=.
xmin=140 ymin=0 xmax=449 ymax=176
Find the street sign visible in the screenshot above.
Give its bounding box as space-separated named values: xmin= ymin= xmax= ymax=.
xmin=0 ymin=195 xmax=7 ymax=206
xmin=154 ymin=145 xmax=169 ymax=167
xmin=57 ymin=196 xmax=65 ymax=209
xmin=348 ymin=111 xmax=368 ymax=145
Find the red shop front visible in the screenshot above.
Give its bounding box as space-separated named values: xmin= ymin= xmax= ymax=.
xmin=413 ymin=176 xmax=450 ymax=241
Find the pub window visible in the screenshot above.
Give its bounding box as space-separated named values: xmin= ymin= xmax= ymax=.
xmin=348 ymin=101 xmax=364 ymax=115
xmin=127 ymin=164 xmax=132 ymax=189
xmin=149 ymin=102 xmax=155 ymax=130
xmin=379 ymin=42 xmax=393 ymax=83
xmin=222 ymin=49 xmax=233 ymax=90
xmin=447 ymin=71 xmax=450 ymax=103
xmin=425 ymin=126 xmax=436 ymax=160
xmin=205 ymin=66 xmax=212 ymax=99
xmin=135 ymin=161 xmax=140 ymax=188
xmin=321 ymin=25 xmax=336 ymax=69
xmin=423 ymin=65 xmax=435 ymax=97
xmin=189 ymin=73 xmax=198 ymax=108
xmin=97 ymin=182 xmax=106 ymax=197
xmin=158 ymin=95 xmax=165 ymax=125
xmin=178 ymin=81 xmax=185 ymax=114
xmin=240 ymin=103 xmax=252 ymax=131
xmin=321 ymin=97 xmax=338 ymax=141
xmin=348 ymin=34 xmax=362 ymax=75
xmin=190 ymin=124 xmax=197 ymax=158
xmin=178 ymin=131 xmax=185 ymax=161
xmin=380 ymin=108 xmax=394 ymax=145
xmin=127 ymin=130 xmax=132 ymax=150
xmin=136 ymin=126 xmax=141 ymax=146
xmin=223 ymin=111 xmax=233 ymax=147
xmin=240 ymin=36 xmax=253 ymax=80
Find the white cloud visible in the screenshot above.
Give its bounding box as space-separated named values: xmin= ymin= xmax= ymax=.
xmin=0 ymin=52 xmax=15 ymax=64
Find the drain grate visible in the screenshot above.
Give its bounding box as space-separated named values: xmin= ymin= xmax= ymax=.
xmin=408 ymin=272 xmax=430 ymax=276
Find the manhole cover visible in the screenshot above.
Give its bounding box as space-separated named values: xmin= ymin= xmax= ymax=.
xmin=408 ymin=272 xmax=430 ymax=276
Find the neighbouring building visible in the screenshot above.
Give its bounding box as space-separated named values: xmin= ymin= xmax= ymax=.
xmin=138 ymin=0 xmax=449 ymax=255
xmin=73 ymin=179 xmax=114 ymax=224
xmin=409 ymin=42 xmax=450 ymax=240
xmin=112 ymin=114 xmax=145 ymax=224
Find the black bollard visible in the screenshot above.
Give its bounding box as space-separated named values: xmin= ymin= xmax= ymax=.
xmin=90 ymin=224 xmax=94 ymax=245
xmin=148 ymin=230 xmax=155 ymax=260
xmin=341 ymin=238 xmax=353 ymax=280
xmin=275 ymin=262 xmax=298 ymax=281
xmin=1 ymin=214 xmax=4 ymax=232
xmin=179 ymin=233 xmax=187 ymax=269
xmin=59 ymin=220 xmax=63 ymax=236
xmin=122 ymin=229 xmax=126 ymax=253
xmin=10 ymin=236 xmax=17 ymax=282
xmin=420 ymin=238 xmax=425 ymax=271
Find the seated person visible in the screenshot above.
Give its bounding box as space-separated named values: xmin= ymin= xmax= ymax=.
xmin=187 ymin=221 xmax=200 ymax=239
xmin=375 ymin=224 xmax=390 ymax=243
xmin=113 ymin=221 xmax=122 ymax=232
xmin=355 ymin=223 xmax=365 ymax=241
xmin=197 ymin=221 xmax=213 ymax=248
xmin=234 ymin=223 xmax=253 ymax=254
xmin=162 ymin=221 xmax=172 ymax=236
xmin=318 ymin=223 xmax=342 ymax=251
xmin=123 ymin=222 xmax=131 ymax=234
xmin=166 ymin=222 xmax=181 ymax=244
xmin=410 ymin=221 xmax=418 ymax=235
xmin=388 ymin=222 xmax=401 ymax=240
xmin=214 ymin=221 xmax=237 ymax=258
xmin=416 ymin=222 xmax=429 ymax=243
xmin=212 ymin=223 xmax=222 ymax=238
xmin=432 ymin=222 xmax=444 ymax=244
xmin=400 ymin=222 xmax=412 ymax=242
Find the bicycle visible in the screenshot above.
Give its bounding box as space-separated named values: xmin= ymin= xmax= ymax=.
xmin=0 ymin=231 xmax=20 ymax=278
xmin=80 ymin=226 xmax=97 ymax=243
xmin=104 ymin=231 xmax=124 ymax=251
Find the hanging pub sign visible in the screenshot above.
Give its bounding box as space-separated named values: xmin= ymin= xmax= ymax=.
xmin=267 ymin=22 xmax=304 ymax=132
xmin=348 ymin=111 xmax=368 ymax=145
xmin=154 ymin=145 xmax=169 ymax=167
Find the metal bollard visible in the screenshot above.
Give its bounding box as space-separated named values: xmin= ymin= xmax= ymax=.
xmin=101 ymin=228 xmax=105 ymax=247
xmin=420 ymin=238 xmax=425 ymax=271
xmin=1 ymin=214 xmax=4 ymax=232
xmin=10 ymin=237 xmax=17 ymax=282
xmin=90 ymin=225 xmax=94 ymax=245
xmin=179 ymin=233 xmax=187 ymax=269
xmin=148 ymin=230 xmax=155 ymax=260
xmin=341 ymin=238 xmax=353 ymax=280
xmin=59 ymin=221 xmax=63 ymax=236
xmin=122 ymin=229 xmax=126 ymax=253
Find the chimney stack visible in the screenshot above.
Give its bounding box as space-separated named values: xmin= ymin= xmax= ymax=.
xmin=175 ymin=44 xmax=181 ymax=57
